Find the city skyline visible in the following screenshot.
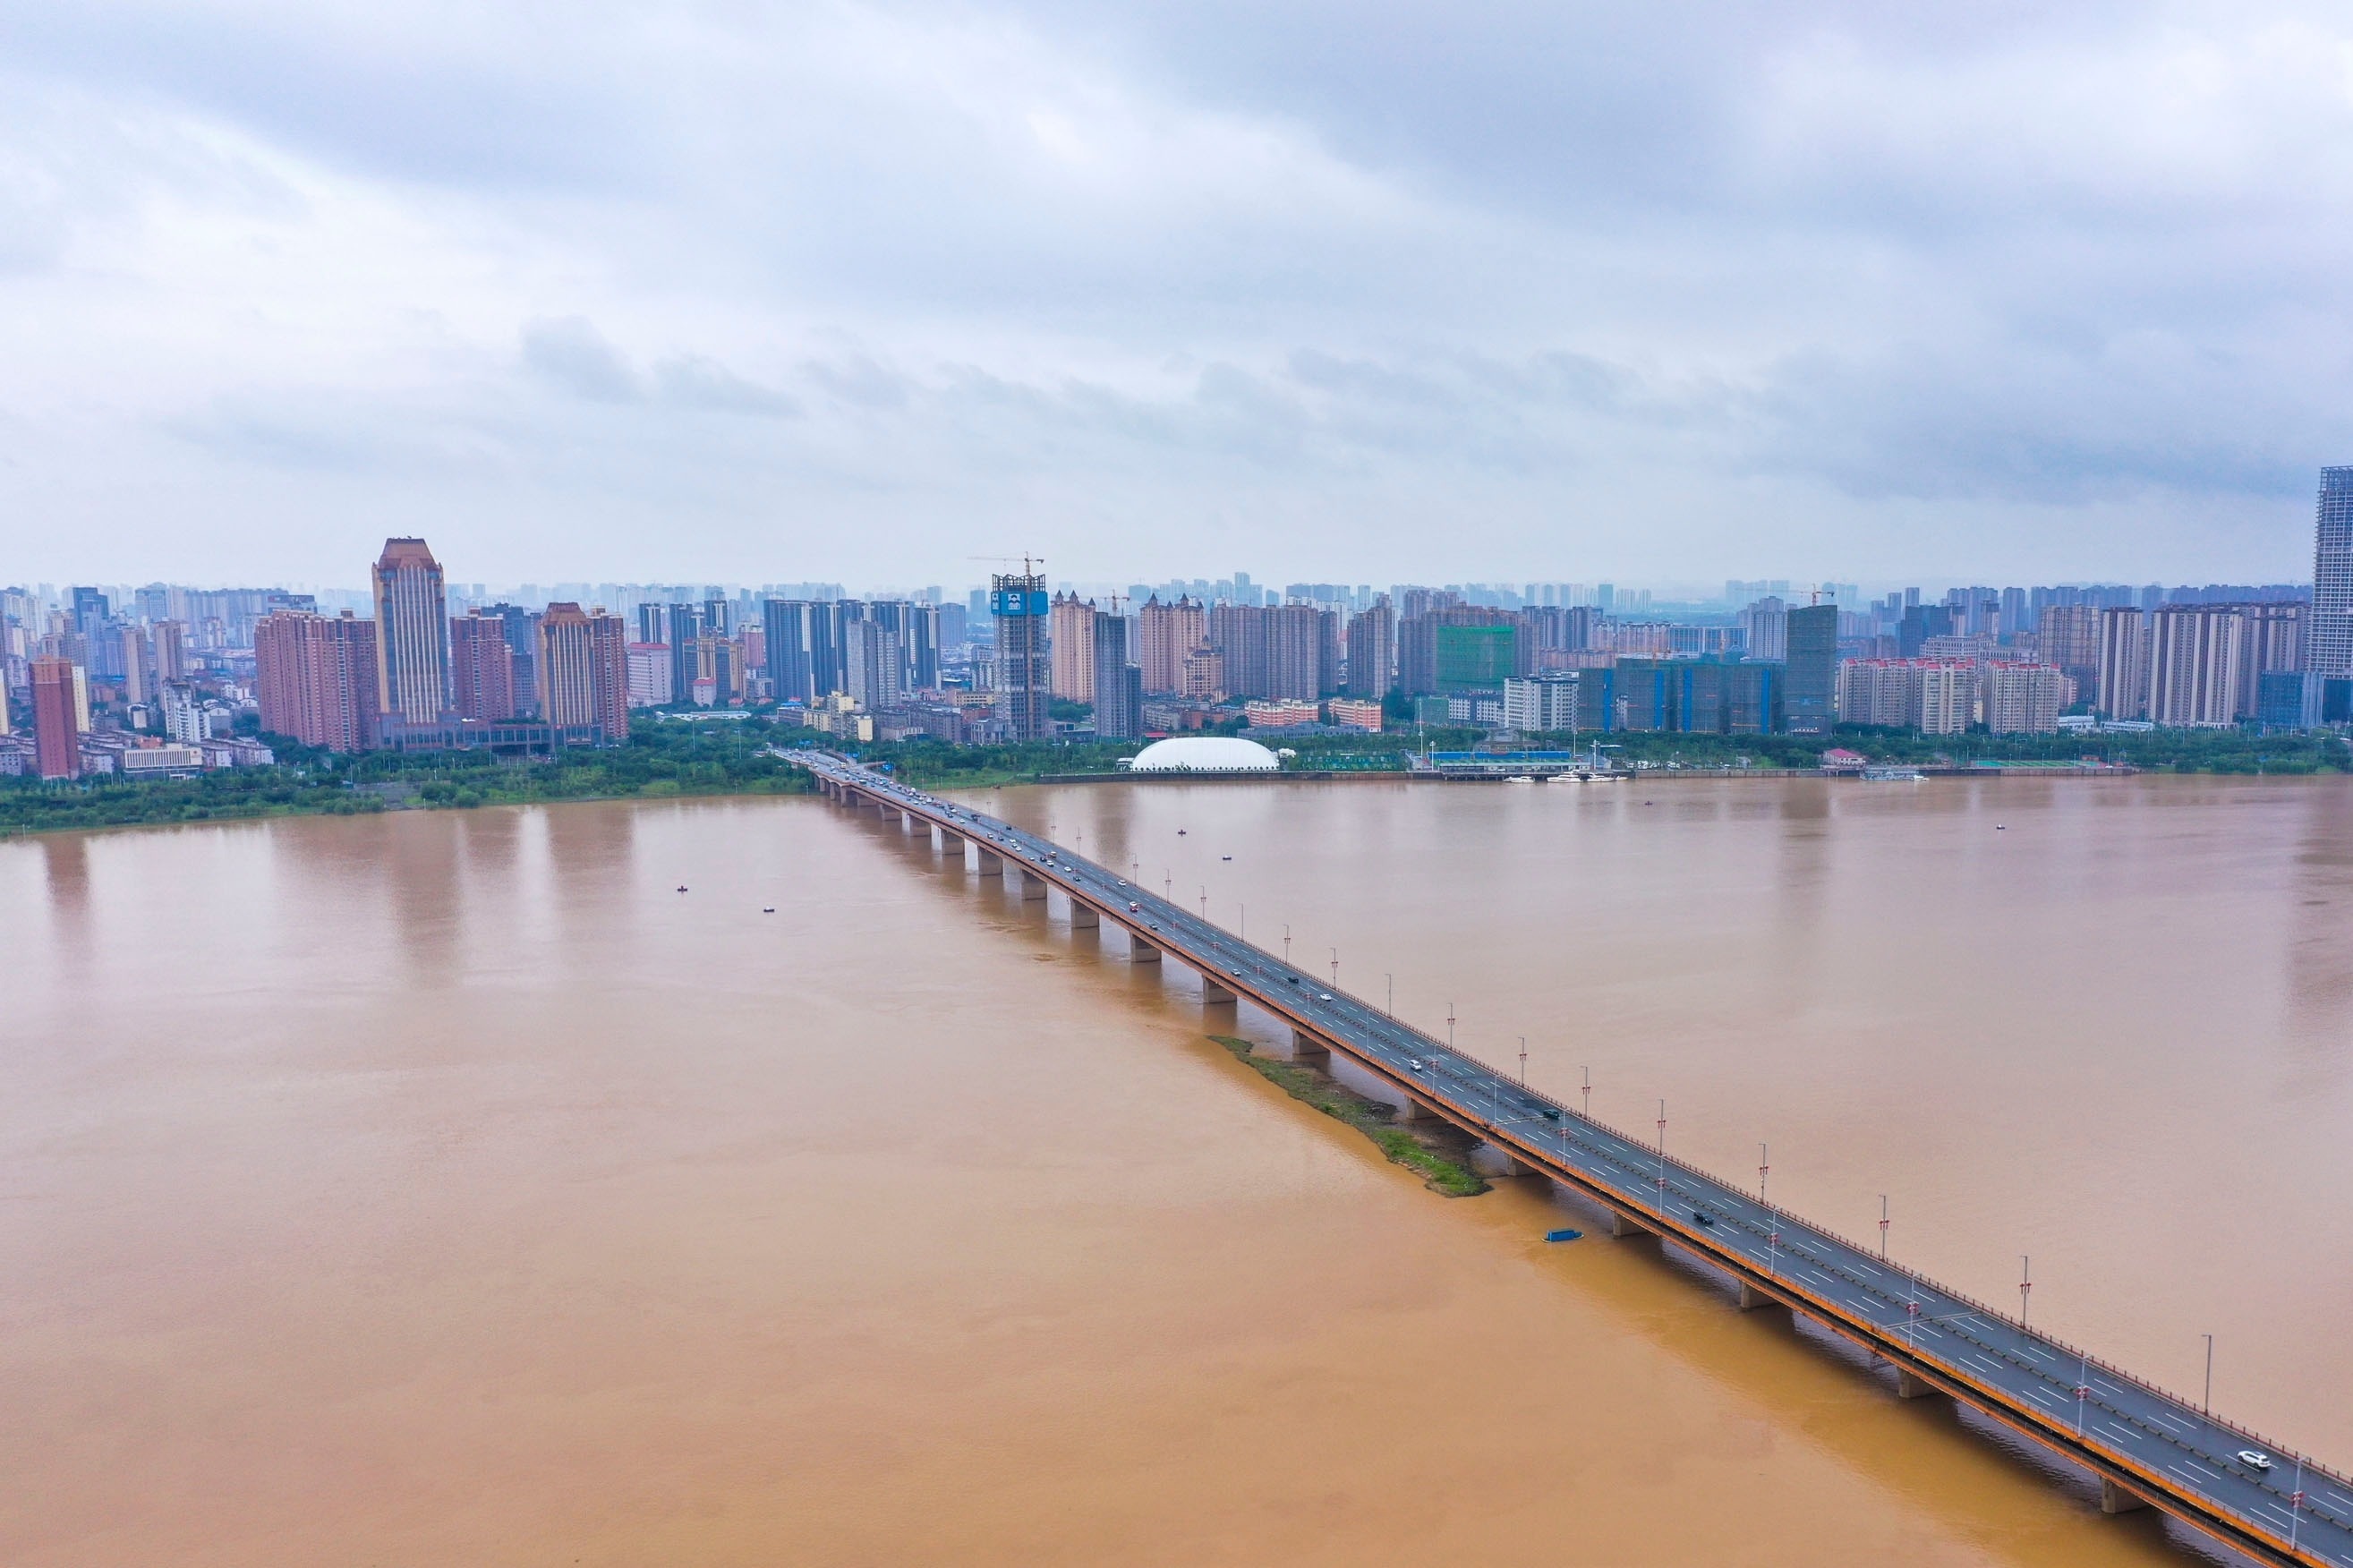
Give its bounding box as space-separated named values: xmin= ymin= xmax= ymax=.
xmin=8 ymin=5 xmax=2353 ymax=584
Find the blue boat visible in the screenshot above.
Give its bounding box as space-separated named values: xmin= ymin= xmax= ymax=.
xmin=1545 ymin=1228 xmax=1582 ymax=1243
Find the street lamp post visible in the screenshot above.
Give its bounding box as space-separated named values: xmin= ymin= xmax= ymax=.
xmin=1879 ymin=1196 xmax=1889 ymax=1260
xmin=1519 ymin=1035 xmax=1528 ymax=1087
xmin=1329 ymin=947 xmax=1338 ymax=986
xmin=1654 ymin=1099 xmax=1667 ymax=1214
xmin=2203 ymin=1334 xmax=2213 ymax=1418
xmin=2019 ymin=1256 xmax=2031 ymax=1325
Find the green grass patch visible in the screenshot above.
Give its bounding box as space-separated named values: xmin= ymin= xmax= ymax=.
xmin=1207 ymin=1035 xmax=1488 ymax=1197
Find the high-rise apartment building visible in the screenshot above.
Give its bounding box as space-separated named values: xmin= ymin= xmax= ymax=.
xmin=1343 ymin=600 xmax=1395 ymax=698
xmin=1783 ymin=603 xmax=1838 ymax=735
xmin=2096 ymin=608 xmax=2147 ymax=720
xmin=992 ymin=571 xmax=1051 ymax=741
xmin=1049 ymin=593 xmax=1098 ymax=702
xmin=371 ymin=537 xmax=451 ymax=725
xmin=255 ymin=610 xmax=380 ymax=752
xmin=843 ymin=619 xmax=905 ymax=710
xmin=1982 ymin=663 xmax=2066 ymax=735
xmin=1090 ymin=614 xmax=1141 ymax=740
xmin=2315 ymin=466 xmax=2353 ymax=678
xmin=1206 ymin=603 xmax=1334 ymax=701
xmin=117 ymin=625 xmax=151 ymax=706
xmin=1739 ymin=597 xmax=1788 ymax=662
xmin=1136 ymin=595 xmax=1206 ymax=695
xmin=30 ymin=655 xmax=81 ymax=779
xmin=151 ymin=619 xmax=188 ymax=685
xmin=2036 ymin=604 xmax=2102 ymax=699
xmin=763 ymin=599 xmax=833 ymax=704
xmin=535 ymin=603 xmax=629 ymax=740
xmin=481 ymin=604 xmax=540 ymax=717
xmin=2146 ymin=606 xmax=2244 ymax=728
xmin=448 ymin=612 xmax=518 ymax=721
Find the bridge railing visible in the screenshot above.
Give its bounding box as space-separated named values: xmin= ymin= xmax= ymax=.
xmin=806 ymin=755 xmax=2351 ymax=1501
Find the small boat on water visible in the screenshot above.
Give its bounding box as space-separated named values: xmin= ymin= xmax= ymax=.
xmin=1861 ymin=767 xmax=1928 ymax=782
xmin=1545 ymin=1228 xmax=1583 ymax=1243
xmin=1505 ymin=775 xmax=1537 ymax=784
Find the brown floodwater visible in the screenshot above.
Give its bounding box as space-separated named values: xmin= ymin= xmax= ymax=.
xmin=2 ymin=775 xmax=2348 ymax=1565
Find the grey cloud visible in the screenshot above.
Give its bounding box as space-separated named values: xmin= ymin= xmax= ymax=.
xmin=5 ymin=0 xmax=2352 ymax=584
xmin=655 ymin=355 xmax=801 ymax=418
xmin=522 ymin=317 xmax=641 ymax=403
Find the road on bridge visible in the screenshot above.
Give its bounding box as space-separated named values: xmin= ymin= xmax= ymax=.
xmin=797 ymin=750 xmax=2353 ymax=1568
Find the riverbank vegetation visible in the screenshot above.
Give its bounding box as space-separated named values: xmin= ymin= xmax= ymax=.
xmin=0 ymin=719 xmax=812 ymax=839
xmin=5 ymin=710 xmax=2346 ymax=839
xmin=1207 ymin=1034 xmax=1488 ymax=1197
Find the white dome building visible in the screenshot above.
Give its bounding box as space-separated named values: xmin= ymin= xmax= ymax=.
xmin=1124 ymin=737 xmax=1282 ymax=773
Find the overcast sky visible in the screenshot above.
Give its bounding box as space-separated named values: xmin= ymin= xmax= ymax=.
xmin=4 ymin=0 xmax=2351 ymax=591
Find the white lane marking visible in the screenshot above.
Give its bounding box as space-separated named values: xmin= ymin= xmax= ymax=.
xmin=2027 ymin=1388 xmax=2063 ymax=1407
xmin=2101 ymin=1421 xmax=2145 ymax=1444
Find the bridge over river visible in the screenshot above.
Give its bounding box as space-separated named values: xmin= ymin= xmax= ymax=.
xmin=795 ymin=750 xmax=2351 ymax=1567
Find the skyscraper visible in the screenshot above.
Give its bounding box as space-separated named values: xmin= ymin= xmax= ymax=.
xmin=1090 ymin=613 xmax=1141 ymax=740
xmin=535 ymin=603 xmax=629 ymax=741
xmin=449 ymin=612 xmax=518 ymax=721
xmin=371 ymin=537 xmax=451 ymax=725
xmin=30 ymin=655 xmax=80 ymax=779
xmin=1783 ymin=603 xmax=1837 ymax=735
xmin=2315 ymin=466 xmax=2353 ymax=678
xmin=992 ymin=571 xmax=1050 ymax=741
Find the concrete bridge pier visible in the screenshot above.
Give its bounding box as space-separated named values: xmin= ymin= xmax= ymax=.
xmin=1016 ymin=868 xmax=1047 ymax=900
xmin=2099 ymin=1479 xmax=2151 ymax=1516
xmin=1894 ymin=1368 xmax=1945 ymax=1401
xmin=1290 ymin=1028 xmax=1331 ymax=1062
xmin=1391 ymin=1095 xmax=1425 ymax=1124
xmin=1130 ymin=934 xmax=1162 ymax=964
xmin=976 ymin=849 xmax=1006 ymax=878
xmin=938 ymin=828 xmax=964 ymax=857
xmin=1735 ymin=1281 xmax=1786 ymax=1312
xmin=1068 ymin=899 xmax=1100 ymax=928
xmin=1605 ymin=1209 xmax=1655 ymax=1240
xmin=1472 ymin=1142 xmax=1544 ymax=1180
xmin=1200 ymin=977 xmax=1237 ymax=1006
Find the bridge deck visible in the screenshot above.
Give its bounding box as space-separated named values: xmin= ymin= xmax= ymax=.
xmin=798 ymin=752 xmax=2352 ymax=1568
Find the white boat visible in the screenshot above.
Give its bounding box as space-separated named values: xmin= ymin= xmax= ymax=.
xmin=1505 ymin=775 xmax=1537 ymax=784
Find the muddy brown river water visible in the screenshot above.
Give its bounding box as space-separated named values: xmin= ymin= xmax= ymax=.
xmin=3 ymin=774 xmax=2348 ymax=1564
